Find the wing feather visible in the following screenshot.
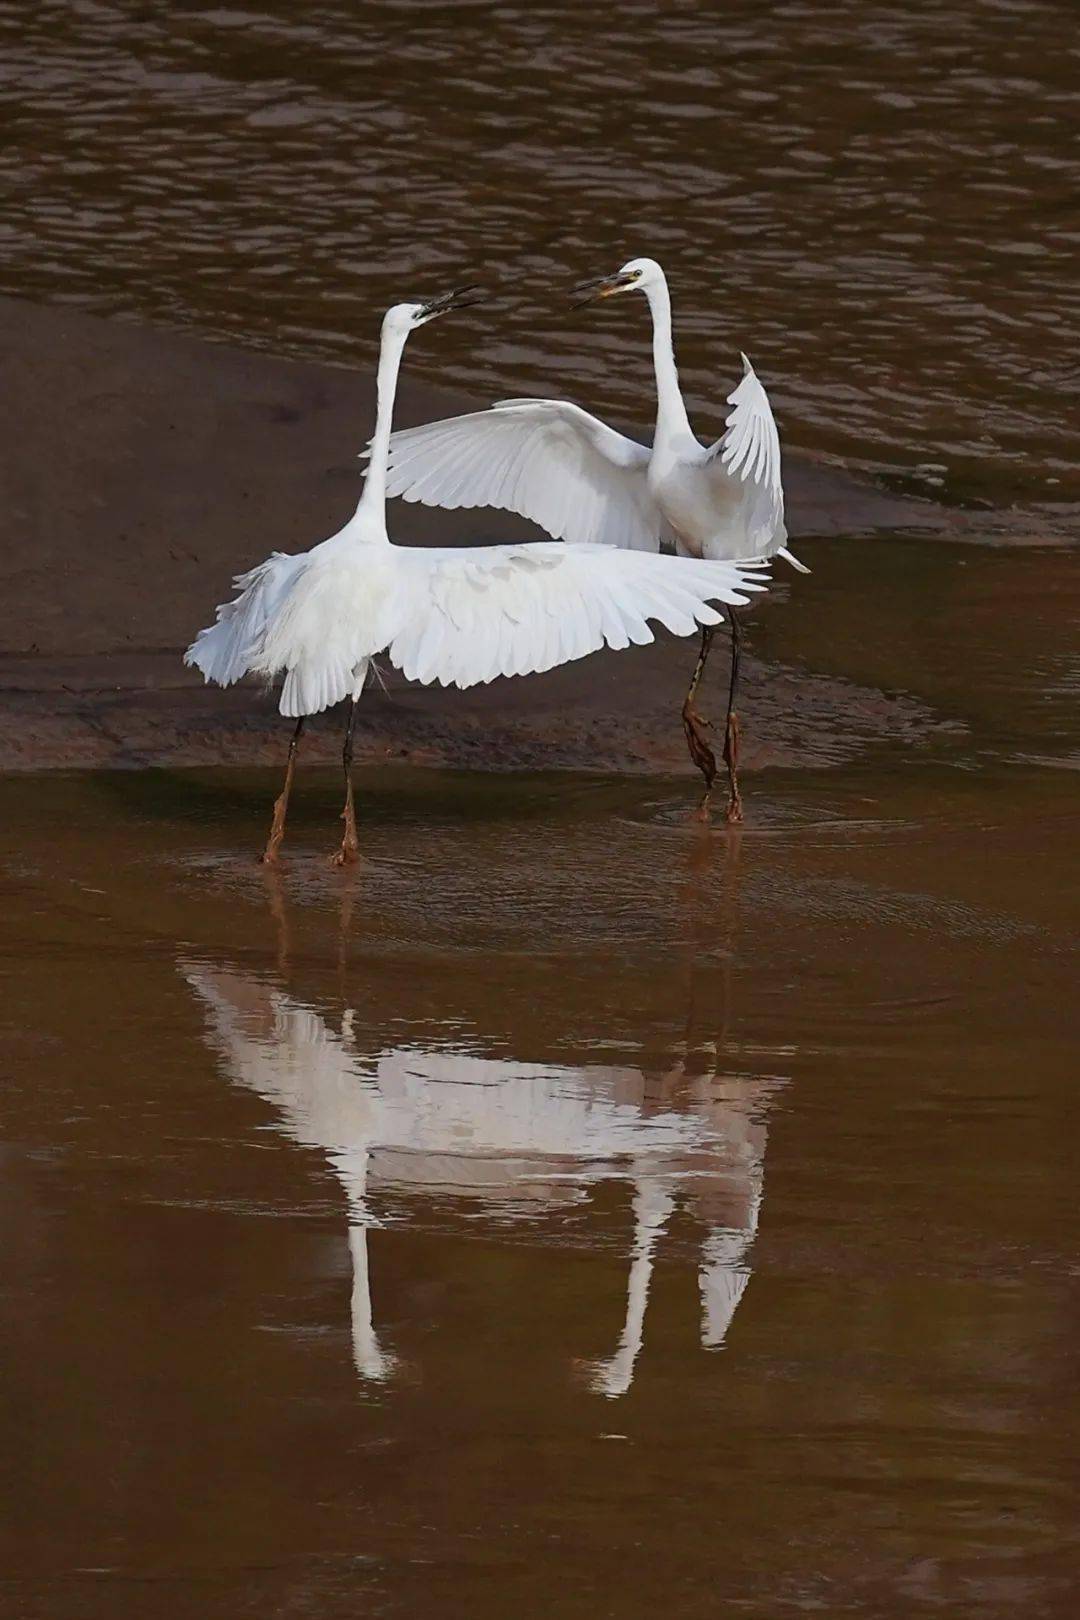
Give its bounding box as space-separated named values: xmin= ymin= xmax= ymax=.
xmin=385 ymin=543 xmax=769 ymax=691
xmin=184 ymin=552 xmax=307 ymax=687
xmin=382 ymin=401 xmax=664 ymax=552
xmin=706 ymin=355 xmax=786 ymax=556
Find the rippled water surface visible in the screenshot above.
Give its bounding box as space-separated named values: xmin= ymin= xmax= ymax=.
xmin=2 ymin=0 xmax=1079 ymax=507
xmin=3 ymin=7 xmax=1080 ymax=1617
xmin=1 ymin=731 xmax=1078 ymax=1617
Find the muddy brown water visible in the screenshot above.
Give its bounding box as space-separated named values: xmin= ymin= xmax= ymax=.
xmin=3 ymin=2 xmax=1080 ymax=1615
xmin=2 ymin=0 xmax=1079 ymax=514
xmin=2 ymin=624 xmax=1078 ymax=1617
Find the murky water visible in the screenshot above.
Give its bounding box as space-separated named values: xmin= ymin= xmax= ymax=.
xmin=3 ymin=6 xmax=1080 ymax=1614
xmin=2 ymin=533 xmax=1078 ymax=1615
xmin=2 ymin=0 xmax=1079 ymax=510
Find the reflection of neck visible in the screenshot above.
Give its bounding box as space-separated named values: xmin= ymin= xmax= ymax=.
xmin=591 ymin=1176 xmax=675 ymax=1398
xmin=351 ymin=325 xmax=408 ymax=539
xmin=646 ymin=273 xmax=692 ymax=449
xmin=348 ymin=1223 xmax=394 ymax=1381
xmin=344 ymin=1149 xmax=394 ymax=1381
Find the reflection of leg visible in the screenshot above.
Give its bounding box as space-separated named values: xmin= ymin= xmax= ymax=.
xmin=348 ymin=1224 xmax=394 ymax=1382
xmin=682 ymin=627 xmax=717 ymax=819
xmin=336 ymin=869 xmax=359 ymax=985
xmin=260 ymin=717 xmax=304 ymax=865
xmin=722 ymin=610 xmax=743 ymax=824
xmin=330 ymin=700 xmax=360 ymax=867
xmin=261 ymin=863 xmax=290 ymax=976
xmin=588 ymin=1178 xmax=675 ymax=1399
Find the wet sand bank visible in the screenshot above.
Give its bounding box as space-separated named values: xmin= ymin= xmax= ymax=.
xmin=0 ymin=294 xmax=1047 ymax=776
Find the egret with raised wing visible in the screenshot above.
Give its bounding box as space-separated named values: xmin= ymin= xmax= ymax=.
xmin=383 ymin=257 xmax=804 ymax=820
xmin=185 ymin=285 xmax=769 ymax=863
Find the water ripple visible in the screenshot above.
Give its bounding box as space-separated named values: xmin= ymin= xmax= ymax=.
xmin=1 ymin=0 xmax=1078 ymax=507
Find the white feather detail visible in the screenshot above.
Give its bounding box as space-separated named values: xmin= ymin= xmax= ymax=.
xmin=381 ymin=543 xmax=768 ymax=692
xmin=706 ymin=355 xmax=785 ymax=554
xmin=233 ymin=537 xmax=767 ymax=714
xmin=183 ymin=552 xmax=307 ymax=687
xmin=381 ymin=400 xmax=663 ymax=552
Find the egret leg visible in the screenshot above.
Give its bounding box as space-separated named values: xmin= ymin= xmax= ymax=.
xmin=722 ymin=609 xmax=743 ymax=825
xmin=260 ymin=717 xmax=304 ymax=866
xmin=682 ymin=626 xmax=718 ymax=819
xmin=330 ymin=699 xmax=360 ymax=867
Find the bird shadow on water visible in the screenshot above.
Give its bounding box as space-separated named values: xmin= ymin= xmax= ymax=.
xmin=89 ymin=761 xmax=659 ymax=844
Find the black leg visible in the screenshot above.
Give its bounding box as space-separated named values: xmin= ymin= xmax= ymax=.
xmin=722 ymin=609 xmax=743 ymax=824
xmin=330 ymin=699 xmax=360 ymax=867
xmin=682 ymin=626 xmax=718 ymax=818
xmin=261 ymin=716 xmax=304 ymax=865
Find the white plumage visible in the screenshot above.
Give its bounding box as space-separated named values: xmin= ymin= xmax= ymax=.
xmin=379 ymin=257 xmax=807 ymax=821
xmin=184 ymin=551 xmax=307 ymax=691
xmin=382 ymin=260 xmax=804 ymax=572
xmin=186 ymin=296 xmax=768 ymax=718
xmin=183 ymin=287 xmax=770 ymax=858
xmin=233 ymin=537 xmax=765 ymax=719
xmin=385 ymin=398 xmax=663 ymax=551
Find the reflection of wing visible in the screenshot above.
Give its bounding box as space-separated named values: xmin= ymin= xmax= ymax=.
xmin=184 ymin=965 xmax=660 ymax=1200
xmin=371 ymin=1048 xmax=694 ymax=1171
xmin=383 ymin=399 xmax=663 ymax=551
xmin=688 ymin=1077 xmax=774 ymax=1351
xmin=184 ymin=960 xmax=781 ymax=1394
xmin=699 ymin=1209 xmax=758 ymax=1349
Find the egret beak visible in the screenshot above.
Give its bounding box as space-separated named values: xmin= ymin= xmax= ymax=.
xmin=417 ymin=285 xmax=486 ymax=322
xmin=569 ymin=271 xmax=638 ymax=309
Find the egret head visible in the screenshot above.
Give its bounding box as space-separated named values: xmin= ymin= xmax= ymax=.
xmin=571 ymin=256 xmax=664 ymax=307
xmin=382 ymin=286 xmax=485 ymax=337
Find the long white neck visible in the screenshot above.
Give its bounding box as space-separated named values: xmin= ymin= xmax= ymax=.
xmin=645 ymin=272 xmax=693 ymax=449
xmin=350 ymin=322 xmax=409 ymax=539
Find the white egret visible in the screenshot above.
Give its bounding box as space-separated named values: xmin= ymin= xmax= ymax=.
xmin=185 ymin=286 xmax=770 ymax=864
xmin=382 ymin=257 xmax=806 ymax=821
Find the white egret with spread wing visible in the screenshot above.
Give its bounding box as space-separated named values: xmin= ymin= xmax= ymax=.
xmin=383 ymin=257 xmax=805 ymax=820
xmin=185 ymin=285 xmax=769 ymax=863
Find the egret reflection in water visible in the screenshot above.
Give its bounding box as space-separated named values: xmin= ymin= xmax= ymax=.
xmin=182 ymin=956 xmax=785 ymax=1397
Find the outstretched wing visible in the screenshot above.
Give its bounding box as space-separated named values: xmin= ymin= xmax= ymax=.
xmin=381 ymin=400 xmax=664 ymax=552
xmin=386 ymin=542 xmax=769 ymax=690
xmin=706 ymin=356 xmax=785 ymax=554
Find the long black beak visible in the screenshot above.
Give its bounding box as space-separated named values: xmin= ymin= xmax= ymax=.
xmin=569 ymin=271 xmax=636 ymax=309
xmin=418 ymin=284 xmax=486 ymax=321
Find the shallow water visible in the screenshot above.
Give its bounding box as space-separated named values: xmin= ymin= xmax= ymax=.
xmin=1 ymin=536 xmax=1079 ymax=1618
xmin=2 ymin=0 xmax=1079 ymax=510
xmin=1 ymin=732 xmax=1077 ymax=1618
xmin=3 ymin=6 xmax=1080 ymax=1614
